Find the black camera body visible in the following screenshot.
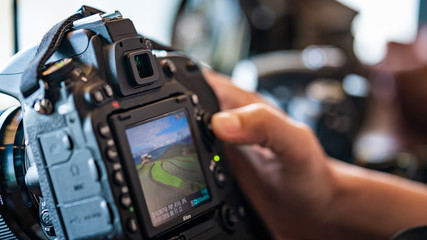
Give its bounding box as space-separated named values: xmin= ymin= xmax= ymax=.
xmin=0 ymin=9 xmax=267 ymax=240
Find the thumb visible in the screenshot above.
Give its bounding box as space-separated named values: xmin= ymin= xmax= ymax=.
xmin=211 ymin=103 xmax=321 ymax=165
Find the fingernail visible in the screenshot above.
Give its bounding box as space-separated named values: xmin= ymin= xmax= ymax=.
xmin=213 ymin=112 xmax=241 ymax=134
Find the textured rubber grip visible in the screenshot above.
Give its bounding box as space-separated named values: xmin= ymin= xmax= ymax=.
xmin=0 ymin=214 xmax=17 ymax=240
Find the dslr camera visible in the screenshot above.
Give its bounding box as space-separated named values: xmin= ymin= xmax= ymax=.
xmin=0 ymin=6 xmax=267 ymax=240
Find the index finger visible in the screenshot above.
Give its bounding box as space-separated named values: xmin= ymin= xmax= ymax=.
xmin=203 ymin=70 xmax=267 ymax=110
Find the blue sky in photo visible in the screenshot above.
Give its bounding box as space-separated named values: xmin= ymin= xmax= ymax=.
xmin=126 ymin=111 xmax=191 ymax=156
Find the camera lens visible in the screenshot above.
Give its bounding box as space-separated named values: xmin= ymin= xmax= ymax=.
xmin=0 ymin=107 xmax=45 ymax=239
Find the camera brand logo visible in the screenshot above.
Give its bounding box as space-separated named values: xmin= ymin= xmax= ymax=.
xmin=183 ymin=214 xmax=192 ymax=221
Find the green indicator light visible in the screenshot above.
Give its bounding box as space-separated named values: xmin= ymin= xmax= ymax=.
xmin=214 ymin=155 xmax=220 ymax=162
xmin=129 ymin=207 xmax=134 ymax=212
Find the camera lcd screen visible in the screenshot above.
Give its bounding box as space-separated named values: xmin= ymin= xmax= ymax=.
xmin=125 ymin=111 xmax=210 ymax=227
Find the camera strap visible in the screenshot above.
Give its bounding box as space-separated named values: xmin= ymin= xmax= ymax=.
xmin=20 ymin=6 xmax=104 ymax=98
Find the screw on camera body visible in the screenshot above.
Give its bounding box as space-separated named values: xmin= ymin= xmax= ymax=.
xmin=34 ymin=98 xmax=53 ymax=115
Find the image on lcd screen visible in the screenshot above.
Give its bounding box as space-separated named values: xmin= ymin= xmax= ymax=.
xmin=126 ymin=110 xmax=210 ymax=227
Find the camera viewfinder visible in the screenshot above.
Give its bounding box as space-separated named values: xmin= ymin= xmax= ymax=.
xmin=126 ymin=50 xmax=159 ymax=87
xmin=134 ymin=53 xmax=154 ymax=79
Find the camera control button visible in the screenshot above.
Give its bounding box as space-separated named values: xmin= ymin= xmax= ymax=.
xmin=103 ymin=84 xmax=114 ymax=98
xmin=106 ymin=146 xmax=119 ymax=162
xmin=221 ymin=206 xmax=238 ymax=232
xmin=86 ymin=84 xmax=113 ymax=107
xmin=191 ymin=94 xmax=199 ymax=105
xmin=93 ymin=89 xmax=105 ymax=103
xmin=127 ymin=217 xmax=138 ymax=233
xmin=39 ymin=129 xmax=73 ymax=165
xmin=214 ymin=167 xmax=227 ymax=188
xmin=49 ymin=148 xmax=101 ymax=203
xmin=113 ymin=170 xmax=125 ymax=186
xmin=60 ymin=197 xmax=113 ymax=239
xmin=121 ymin=186 xmax=129 ymax=194
xmin=161 ymin=59 xmax=177 ymax=78
xmin=98 ymin=122 xmax=111 ymax=138
xmin=120 ymin=194 xmax=132 ymax=208
xmin=112 ymin=163 xmax=122 ymax=171
xmin=197 ymin=111 xmax=215 ymax=150
xmin=107 ymin=139 xmax=115 ymax=147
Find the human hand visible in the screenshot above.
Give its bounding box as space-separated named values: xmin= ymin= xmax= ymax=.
xmin=204 ymin=70 xmax=336 ymax=239
xmin=205 ymin=70 xmax=427 ymax=240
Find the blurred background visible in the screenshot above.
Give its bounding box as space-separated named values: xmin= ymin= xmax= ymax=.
xmin=1 ymin=0 xmax=427 ymax=181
